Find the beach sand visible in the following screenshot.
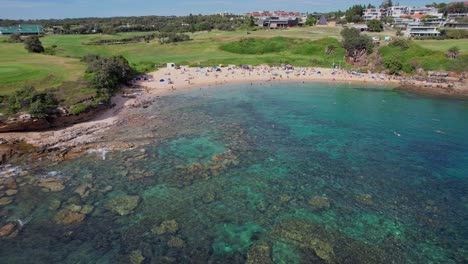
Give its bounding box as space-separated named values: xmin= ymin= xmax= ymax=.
xmin=142 ymin=65 xmax=398 ymax=97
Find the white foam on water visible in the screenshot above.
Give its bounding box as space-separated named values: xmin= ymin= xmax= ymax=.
xmin=0 ymin=165 xmax=23 ymax=179
xmin=87 ymin=148 xmax=109 ymax=160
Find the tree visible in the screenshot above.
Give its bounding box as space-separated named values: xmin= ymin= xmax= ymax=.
xmin=9 ymin=34 xmax=22 ymax=43
xmin=341 ymin=27 xmax=373 ymax=60
xmin=249 ymin=16 xmax=255 ymax=28
xmin=62 ymin=24 xmax=71 ymax=31
xmin=447 ymin=2 xmax=468 ymax=14
xmin=305 ymin=16 xmax=317 ymax=26
xmin=382 ymin=16 xmax=394 ymax=24
xmin=84 ymin=54 xmax=134 ymax=97
xmin=24 ymin=36 xmax=44 ymax=53
xmin=367 ymin=4 xmax=376 ymax=9
xmin=380 ymin=0 xmax=393 ymax=9
xmin=447 ymin=46 xmax=460 ymax=59
xmin=367 ymin=19 xmax=384 ymax=32
xmin=345 ymin=5 xmax=365 ymax=23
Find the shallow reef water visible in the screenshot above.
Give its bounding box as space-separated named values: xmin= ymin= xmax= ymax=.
xmin=0 ymin=82 xmax=467 ymax=263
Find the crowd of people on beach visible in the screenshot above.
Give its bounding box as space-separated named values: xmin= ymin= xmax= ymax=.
xmin=133 ymin=65 xmax=397 ymax=95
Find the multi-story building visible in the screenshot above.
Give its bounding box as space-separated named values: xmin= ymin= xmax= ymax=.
xmin=448 ymin=13 xmax=468 ymax=20
xmin=409 ymin=7 xmax=443 ymax=18
xmin=386 ymin=6 xmax=409 ymax=17
xmin=405 ymin=26 xmax=440 ymax=37
xmin=363 ymin=8 xmax=385 ymax=21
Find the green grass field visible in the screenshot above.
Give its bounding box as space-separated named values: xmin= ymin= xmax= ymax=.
xmin=0 ymin=42 xmax=95 ymax=108
xmin=0 ymin=42 xmax=87 ymax=95
xmin=415 ymin=39 xmax=468 ymax=54
xmin=0 ymin=26 xmax=466 ymax=102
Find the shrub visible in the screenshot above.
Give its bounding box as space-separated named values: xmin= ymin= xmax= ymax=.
xmin=24 ymin=36 xmax=44 ymax=53
xmin=389 ymin=38 xmax=410 ymax=50
xmin=9 ymin=34 xmax=22 ymax=43
xmin=367 ymin=20 xmax=384 ymax=32
xmin=7 ymin=86 xmax=58 ymax=117
xmin=82 ymin=54 xmax=135 ymax=96
xmin=384 ymin=55 xmax=403 ymax=74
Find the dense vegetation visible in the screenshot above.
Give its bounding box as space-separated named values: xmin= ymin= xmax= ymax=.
xmin=341 ymin=28 xmax=373 ymax=60
xmin=24 ymin=36 xmax=44 ymax=53
xmin=379 ymin=39 xmax=468 ymax=74
xmin=86 ymin=32 xmax=190 ymax=45
xmin=6 ymin=86 xmax=58 ymax=118
xmin=65 ymin=54 xmax=135 ymax=115
xmin=220 ymin=37 xmax=346 ymax=67
xmin=367 ymin=20 xmax=384 ymax=32
xmin=0 ymin=14 xmax=247 ymax=34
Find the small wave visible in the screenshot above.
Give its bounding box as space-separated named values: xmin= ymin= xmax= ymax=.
xmin=393 ymin=131 xmax=401 ymax=137
xmin=87 ymin=148 xmax=109 ymax=160
xmin=0 ymin=165 xmax=23 ymax=179
xmin=435 ymin=130 xmax=447 ymax=135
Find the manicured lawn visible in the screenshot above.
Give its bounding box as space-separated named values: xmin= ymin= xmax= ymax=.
xmin=39 ymin=27 xmax=348 ymax=71
xmin=415 ymin=39 xmax=468 ymax=54
xmin=0 ymin=43 xmax=88 ymax=96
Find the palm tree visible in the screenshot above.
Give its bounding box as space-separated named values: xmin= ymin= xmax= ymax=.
xmin=447 ymin=46 xmax=460 ymax=60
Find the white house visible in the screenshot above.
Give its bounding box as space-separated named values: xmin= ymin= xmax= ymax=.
xmin=387 ymin=6 xmax=409 ymax=17
xmin=363 ymin=8 xmax=385 ymax=21
xmin=405 ymin=26 xmax=440 ymax=37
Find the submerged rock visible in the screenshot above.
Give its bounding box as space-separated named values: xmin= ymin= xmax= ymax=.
xmin=0 ymin=223 xmax=16 ymax=237
xmin=272 ymin=218 xmax=394 ymax=263
xmin=167 ymin=236 xmax=185 ymax=249
xmin=0 ymin=196 xmax=13 ymax=205
xmin=128 ymin=250 xmax=145 ymax=264
xmin=308 ymin=196 xmax=331 ymax=210
xmin=246 ymin=241 xmax=273 ymax=264
xmin=105 ymin=195 xmax=140 ymax=216
xmin=66 ymin=204 xmax=82 ymax=213
xmin=80 ymin=205 xmax=94 ymax=215
xmin=202 ymin=191 xmax=216 ymax=203
xmin=279 ymin=194 xmax=292 ymax=204
xmin=152 ymin=220 xmax=179 ymax=235
xmin=74 ymin=184 xmax=92 ymax=199
xmin=38 ymin=179 xmax=65 ymax=192
xmin=49 ymin=199 xmax=61 ymax=211
xmin=54 ymin=209 xmax=86 ymax=225
xmin=272 ymin=219 xmax=336 ymax=263
xmin=100 ymin=185 xmax=113 ymax=193
xmin=356 ymin=193 xmax=374 ymax=206
xmin=5 ymin=189 xmax=18 ymax=196
xmin=4 ymin=178 xmax=17 ymax=189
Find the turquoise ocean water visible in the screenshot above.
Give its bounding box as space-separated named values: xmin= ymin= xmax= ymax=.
xmin=0 ymin=82 xmax=467 ymax=263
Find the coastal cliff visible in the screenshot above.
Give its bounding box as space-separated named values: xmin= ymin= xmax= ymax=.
xmin=0 ymin=104 xmax=108 ymax=133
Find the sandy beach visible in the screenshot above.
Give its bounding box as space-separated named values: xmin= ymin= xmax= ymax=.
xmin=141 ymin=65 xmax=399 ymax=96
xmin=1 ymin=65 xmax=466 ymax=154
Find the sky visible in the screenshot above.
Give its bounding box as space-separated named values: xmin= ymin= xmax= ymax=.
xmin=0 ymin=0 xmax=442 ymax=20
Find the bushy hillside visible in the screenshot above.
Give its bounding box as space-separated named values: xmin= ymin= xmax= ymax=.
xmin=220 ymin=37 xmax=346 ymax=67
xmin=379 ymin=40 xmax=468 ymax=73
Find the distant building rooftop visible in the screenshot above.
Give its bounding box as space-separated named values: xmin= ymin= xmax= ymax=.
xmin=0 ymin=24 xmax=44 ymax=35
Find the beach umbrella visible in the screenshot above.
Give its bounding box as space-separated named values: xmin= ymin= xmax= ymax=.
xmin=160 ymin=79 xmax=165 ymax=82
